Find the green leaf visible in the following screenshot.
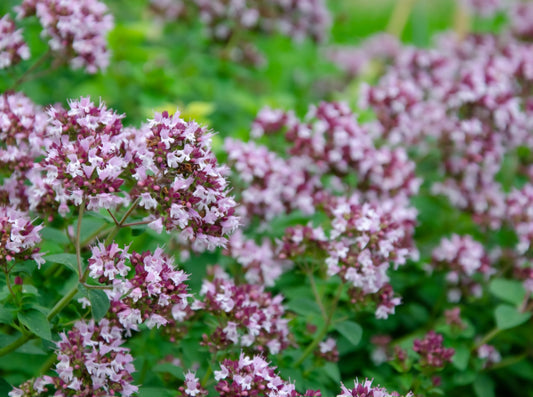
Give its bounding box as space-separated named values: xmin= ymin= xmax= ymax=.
xmin=44 ymin=253 xmax=79 ymax=273
xmin=323 ymin=362 xmax=340 ymax=383
xmin=494 ymin=304 xmax=531 ymax=330
xmin=88 ymin=289 xmax=110 ymax=321
xmin=334 ymin=320 xmax=362 ymax=346
xmin=153 ymin=363 xmax=184 ymax=380
xmin=0 ymin=306 xmax=15 ymax=325
xmin=285 ymin=298 xmax=322 ymax=316
xmin=137 ymin=387 xmax=175 ymax=397
xmin=474 ymin=374 xmax=495 ymax=397
xmin=489 ymin=278 xmax=526 ymax=305
xmin=452 ymin=344 xmax=470 ymax=371
xmin=40 ymin=226 xmax=69 ymax=245
xmin=0 ymin=378 xmax=12 ymax=397
xmin=17 ymin=309 xmax=52 ymax=341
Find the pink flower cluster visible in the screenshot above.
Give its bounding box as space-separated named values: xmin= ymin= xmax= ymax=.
xmin=510 ymin=2 xmax=533 ymax=40
xmin=0 ymin=204 xmax=43 ymax=269
xmin=129 ymin=110 xmax=239 ymax=248
xmin=32 ymin=97 xmax=130 ymax=215
xmin=213 ymin=353 xmax=299 ymax=397
xmin=0 ymin=92 xmax=48 ymax=210
xmin=413 ymin=331 xmax=455 ymax=369
xmin=0 ymin=15 xmax=30 ymax=69
xmin=338 ymin=378 xmax=412 ymax=397
xmin=354 ymin=27 xmax=533 ymax=229
xmin=15 ymin=0 xmax=113 ymax=73
xmin=226 ymin=101 xmax=419 ymax=226
xmin=279 ymin=194 xmax=417 ymax=319
xmin=224 ymin=230 xmax=290 ymax=286
xmin=10 ymin=319 xmax=137 ymax=397
xmin=88 ymin=243 xmax=191 ymax=335
xmin=432 ymin=234 xmax=493 ymax=302
xmin=193 ymin=268 xmax=290 ymax=354
xmin=0 ymin=95 xmax=238 ymax=247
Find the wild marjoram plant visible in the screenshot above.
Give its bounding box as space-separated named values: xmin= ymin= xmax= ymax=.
xmin=1 ymin=0 xmax=533 ymax=396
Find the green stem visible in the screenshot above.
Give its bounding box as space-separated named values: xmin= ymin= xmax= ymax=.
xmin=294 ymin=282 xmax=344 ymax=367
xmin=386 ymin=0 xmax=417 ymax=38
xmin=3 ymin=269 xmax=19 ymax=305
xmin=308 ymin=271 xmax=327 ymax=321
xmin=9 ymin=50 xmax=52 ymax=90
xmin=47 ymin=285 xmax=79 ymax=321
xmin=0 ymin=333 xmax=34 ymax=357
xmin=474 ymin=328 xmax=502 ymax=350
xmin=0 ymin=285 xmax=80 ymax=356
xmin=80 ymin=223 xmax=113 ymax=248
xmin=453 ymin=0 xmax=471 ymax=40
xmin=200 ymin=365 xmax=213 ymax=388
xmin=485 ymin=352 xmax=528 ymax=371
xmin=76 ymin=201 xmax=85 ymax=278
xmin=104 ymin=198 xmax=140 ymax=246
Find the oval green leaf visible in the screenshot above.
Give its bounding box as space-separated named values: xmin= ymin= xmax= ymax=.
xmin=494 ymin=304 xmax=531 ymax=330
xmin=88 ymin=289 xmax=110 ymax=321
xmin=17 ymin=309 xmax=52 ymax=341
xmin=334 ymin=320 xmax=363 ymax=346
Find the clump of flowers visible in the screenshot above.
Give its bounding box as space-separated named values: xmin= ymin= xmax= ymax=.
xmin=338 ymin=378 xmax=412 ymax=397
xmin=15 ymin=0 xmax=114 ymax=73
xmin=432 ymin=234 xmax=493 ymax=302
xmin=88 ymin=243 xmax=191 ymax=335
xmin=316 ymin=337 xmax=339 ymax=362
xmin=213 ymin=353 xmax=298 ymax=397
xmin=0 ymin=14 xmax=30 ymax=69
xmin=224 ymin=230 xmax=290 ymax=286
xmin=0 ymin=92 xmax=48 ymax=210
xmin=279 ymin=194 xmax=417 ymax=319
xmin=30 ymin=97 xmax=130 ymax=215
xmin=0 ymin=204 xmax=43 ymax=269
xmin=193 ymin=268 xmax=291 ymax=355
xmin=413 ymin=331 xmax=455 ymax=369
xmin=225 ymin=137 xmax=318 ymax=224
xmin=128 ymin=110 xmax=239 ymax=248
xmin=10 ymin=319 xmax=138 ymax=397
xmin=226 ymin=101 xmax=420 ymax=226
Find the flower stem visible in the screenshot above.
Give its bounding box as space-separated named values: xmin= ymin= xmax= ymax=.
xmin=474 ymin=327 xmax=502 ymax=350
xmin=453 ymin=0 xmax=471 ymax=40
xmin=104 ymin=198 xmax=140 ymax=246
xmin=76 ymin=201 xmax=85 ymax=279
xmin=386 ymin=0 xmax=417 ymax=38
xmin=308 ymin=271 xmax=327 ymax=321
xmin=9 ymin=49 xmax=52 ymax=90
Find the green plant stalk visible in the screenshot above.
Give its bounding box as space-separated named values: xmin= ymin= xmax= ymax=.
xmin=453 ymin=0 xmax=471 ymax=40
xmin=9 ymin=49 xmax=52 ymax=90
xmin=485 ymin=352 xmax=528 ymax=371
xmin=293 ymin=282 xmax=344 ymax=367
xmin=474 ymin=327 xmax=502 ymax=350
xmin=386 ymin=0 xmax=417 ymax=38
xmin=76 ymin=201 xmax=86 ymax=278
xmin=308 ymin=271 xmax=327 ymax=321
xmin=104 ymin=198 xmax=140 ymax=246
